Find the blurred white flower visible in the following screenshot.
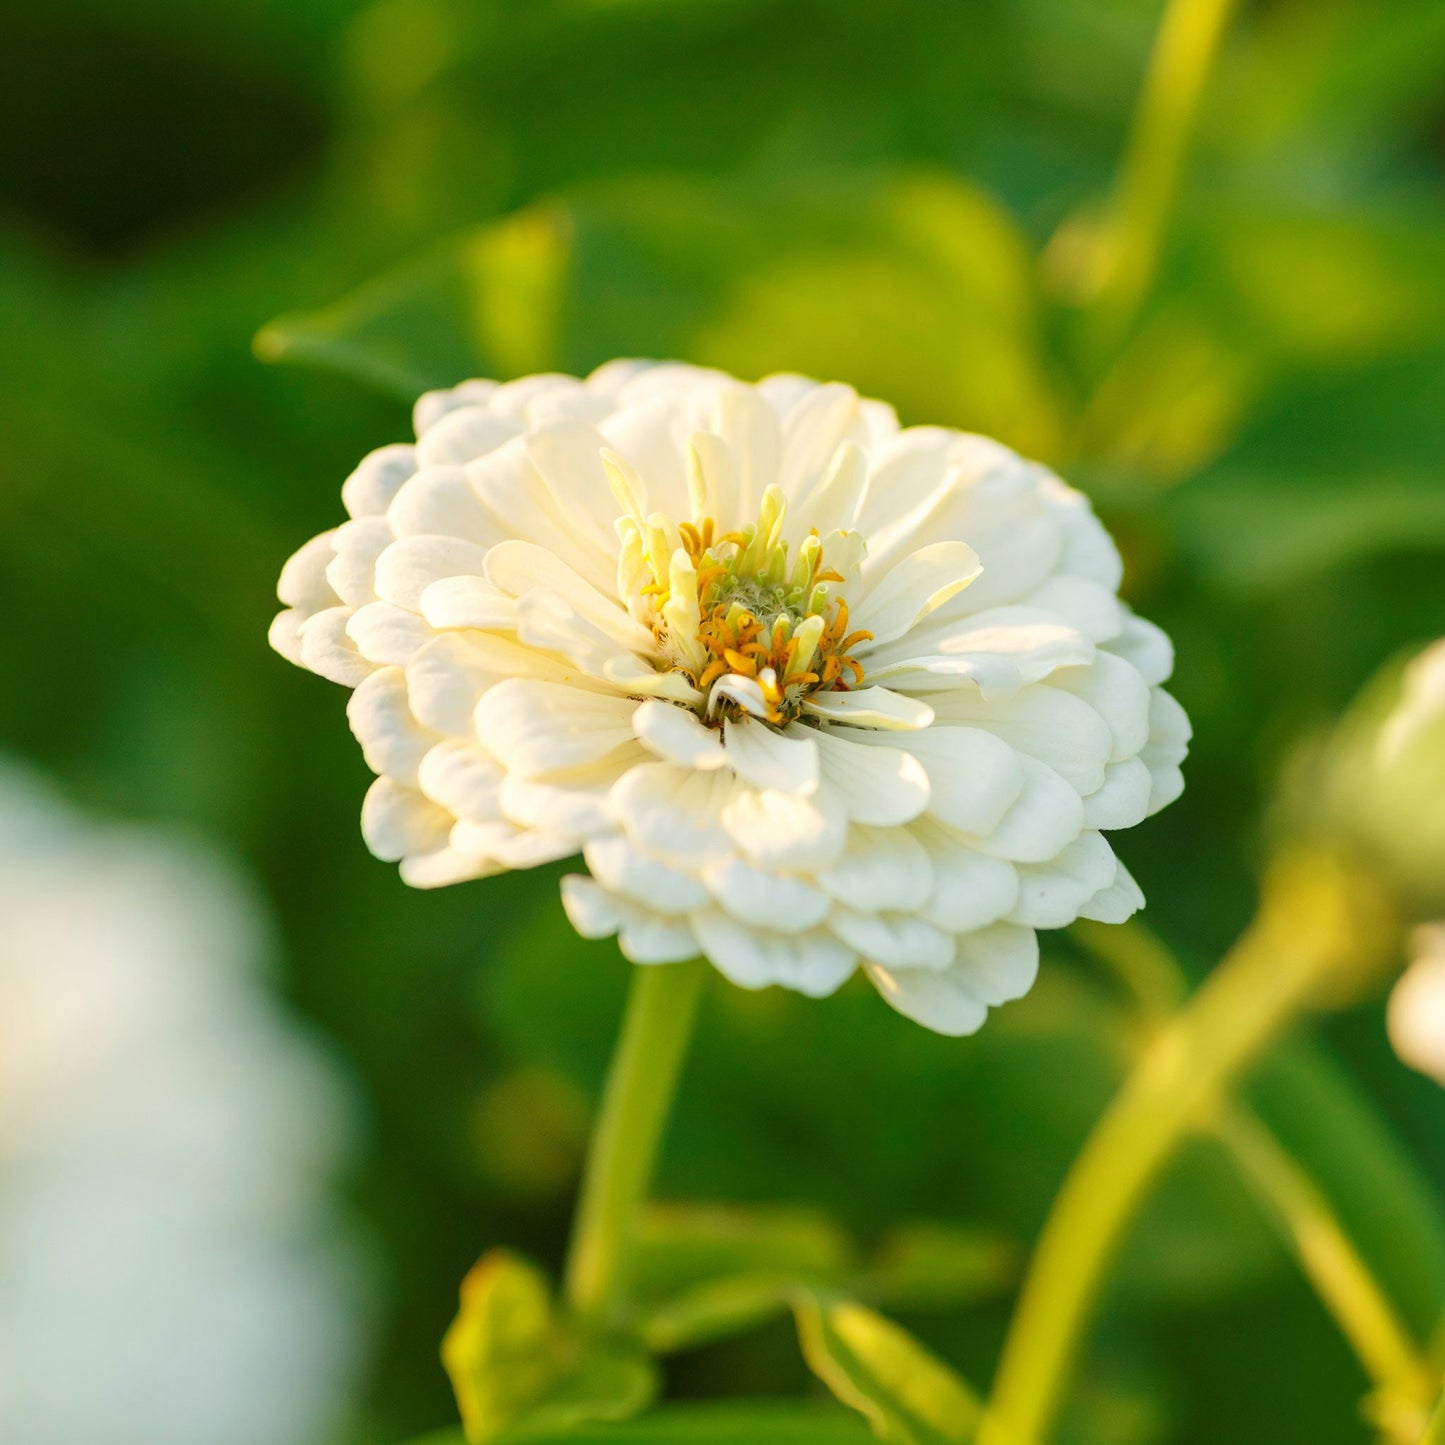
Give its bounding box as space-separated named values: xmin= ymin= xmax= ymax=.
xmin=0 ymin=765 xmax=364 ymax=1445
xmin=1388 ymin=924 xmax=1445 ymax=1086
xmin=272 ymin=363 xmax=1187 ymax=1034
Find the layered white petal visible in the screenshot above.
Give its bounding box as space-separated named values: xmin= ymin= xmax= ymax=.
xmin=271 ymin=363 xmax=1187 ymax=1036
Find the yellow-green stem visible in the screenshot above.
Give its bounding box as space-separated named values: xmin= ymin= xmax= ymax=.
xmin=564 ymin=957 xmax=707 ymax=1329
xmin=1219 ymin=1103 xmax=1434 ymax=1416
xmin=977 ymin=854 xmax=1395 ymax=1445
xmin=1075 ymin=919 xmax=1435 ymax=1430
xmin=1058 ymin=0 xmax=1240 ymax=345
xmin=1423 ymin=1383 xmax=1445 ymax=1445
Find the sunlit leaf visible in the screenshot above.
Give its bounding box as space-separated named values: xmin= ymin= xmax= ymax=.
xmin=507 ymin=1400 xmax=877 ymax=1443
xmin=854 ymin=1222 xmax=1018 ymax=1312
xmin=1163 ymin=350 xmax=1445 ymax=592
xmin=255 ymin=173 xmax=1062 ymax=455
xmin=794 ymin=1293 xmax=982 ymax=1445
xmin=442 ymin=1250 xmax=657 ymax=1444
xmin=632 ymin=1200 xmax=855 ymax=1296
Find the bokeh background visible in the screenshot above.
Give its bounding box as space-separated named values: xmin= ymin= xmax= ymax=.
xmin=1 ymin=1 xmax=1443 ymax=1442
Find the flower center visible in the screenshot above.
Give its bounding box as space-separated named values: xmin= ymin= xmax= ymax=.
xmin=632 ymin=485 xmax=871 ymax=726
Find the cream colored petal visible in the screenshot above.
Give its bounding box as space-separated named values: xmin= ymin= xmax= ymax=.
xmin=610 ymin=762 xmax=739 ymax=867
xmin=361 ymin=777 xmax=452 ymax=862
xmin=864 ymin=607 xmax=1095 ymax=701
xmin=721 ymin=785 xmax=847 ymax=872
xmin=1009 ymin=831 xmax=1119 ymax=928
xmin=912 ymin=819 xmax=1020 ymax=931
xmin=515 ymin=590 xmax=628 ymax=678
xmin=634 ymin=699 xmax=727 ymax=770
xmin=1082 ymin=759 xmax=1154 ymax=830
xmin=414 ymin=381 xmax=496 ymax=436
xmin=723 ymin=719 xmax=820 ymax=796
xmin=801 ymin=687 xmax=934 ymax=730
xmin=527 ymin=422 xmax=623 ymax=551
xmin=268 ymin=608 xmax=306 ymax=666
xmin=605 ymin=655 xmax=703 ymax=705
xmin=417 ymin=741 xmax=504 ymax=822
xmin=347 ymin=601 xmax=434 ymax=665
xmin=326 ymin=517 xmax=394 ymax=605
xmin=812 ymin=730 xmax=929 ymax=825
xmin=387 ymin=464 xmax=503 ymax=546
xmin=419 ymin=575 xmax=519 ymax=632
xmin=829 ymin=906 xmax=954 ymax=970
xmin=949 ymin=924 xmax=1040 ymax=1007
xmin=343 ymin=443 xmax=418 ymax=519
xmin=776 ymin=383 xmax=862 ymax=504
xmin=929 ymin=685 xmax=1113 ymax=796
xmin=347 ymin=666 xmax=438 ymax=786
xmin=277 ymin=530 xmax=340 ymax=610
xmin=475 ymin=679 xmax=638 ymax=778
xmin=969 ymin=756 xmax=1085 ymax=863
xmin=856 ymin=542 xmax=982 ymax=646
xmin=401 ymin=841 xmax=504 ymax=889
xmin=500 ymin=758 xmax=641 ymax=840
xmin=700 ymin=856 xmax=833 ymax=932
xmin=884 ymin=727 xmax=1023 ymax=835
xmin=817 ymin=824 xmax=934 ymax=913
xmin=405 ymin=634 xmax=498 ymax=737
xmin=689 ymin=910 xmax=856 ymax=997
xmin=450 ymin=819 xmax=578 ymax=869
xmin=584 ymin=834 xmax=710 ymax=914
xmin=297 ymin=607 xmax=374 ymax=687
xmin=414 ymin=405 xmax=520 ymax=468
xmin=561 ymin=875 xmax=627 ymax=938
xmin=1052 ymin=652 xmax=1151 ymax=762
xmin=714 ymin=383 xmax=783 ymax=521
xmin=865 ymin=962 xmax=987 ymax=1035
xmin=1078 ymin=857 xmax=1145 ymax=924
xmin=1105 ymin=611 xmax=1175 ymax=686
xmin=1017 ymin=576 xmax=1123 ymax=642
xmin=1141 ymin=689 xmax=1190 ymax=815
xmin=486 ymin=539 xmax=654 ymax=652
xmin=373 ymin=534 xmax=491 ymax=611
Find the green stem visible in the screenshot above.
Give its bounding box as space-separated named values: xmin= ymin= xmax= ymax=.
xmin=1219 ymin=1103 xmax=1434 ymax=1416
xmin=1423 ymin=1384 xmax=1445 ymax=1445
xmin=564 ymin=957 xmax=708 ymax=1329
xmin=977 ymin=853 xmax=1394 ymax=1445
xmin=1056 ymin=0 xmax=1240 ymax=347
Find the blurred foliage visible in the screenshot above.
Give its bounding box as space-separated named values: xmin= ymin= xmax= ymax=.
xmin=1 ymin=0 xmax=1443 ymax=1441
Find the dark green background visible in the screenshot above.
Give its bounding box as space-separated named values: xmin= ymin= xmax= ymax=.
xmin=2 ymin=1 xmax=1442 ymax=1441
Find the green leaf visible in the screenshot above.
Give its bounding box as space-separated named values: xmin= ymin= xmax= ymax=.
xmin=854 ymin=1223 xmax=1017 ymax=1313
xmin=631 ymin=1200 xmax=855 ymax=1297
xmin=441 ymin=1250 xmax=657 ymax=1444
xmin=637 ymin=1270 xmax=802 ymax=1354
xmin=255 ymin=172 xmax=1061 ymax=456
xmin=793 ymin=1293 xmax=982 ymax=1445
xmin=1164 ymin=350 xmax=1445 ymax=592
xmin=505 ymin=1401 xmax=877 ymax=1443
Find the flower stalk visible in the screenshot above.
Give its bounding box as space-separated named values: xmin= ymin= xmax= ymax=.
xmin=977 ymin=851 xmax=1399 ymax=1445
xmin=564 ymin=957 xmax=708 ymax=1330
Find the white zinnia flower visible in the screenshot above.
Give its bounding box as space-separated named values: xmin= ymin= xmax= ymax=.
xmin=0 ymin=763 xmax=363 ymax=1445
xmin=271 ymin=363 xmax=1188 ymax=1035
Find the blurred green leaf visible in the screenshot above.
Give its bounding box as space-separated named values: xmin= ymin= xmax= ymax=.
xmin=794 ymin=1294 xmax=981 ymax=1444
xmin=1163 ymin=350 xmax=1445 ymax=593
xmin=255 ymin=172 xmax=1062 ymax=454
xmin=441 ymin=1250 xmax=657 ymax=1443
xmin=506 ymin=1401 xmax=878 ymax=1443
xmin=855 ymin=1223 xmax=1018 ymax=1313
xmin=1250 ymin=1039 xmax=1445 ymax=1343
xmin=638 ymin=1271 xmax=803 ymax=1355
xmin=632 ymin=1201 xmax=855 ymax=1296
